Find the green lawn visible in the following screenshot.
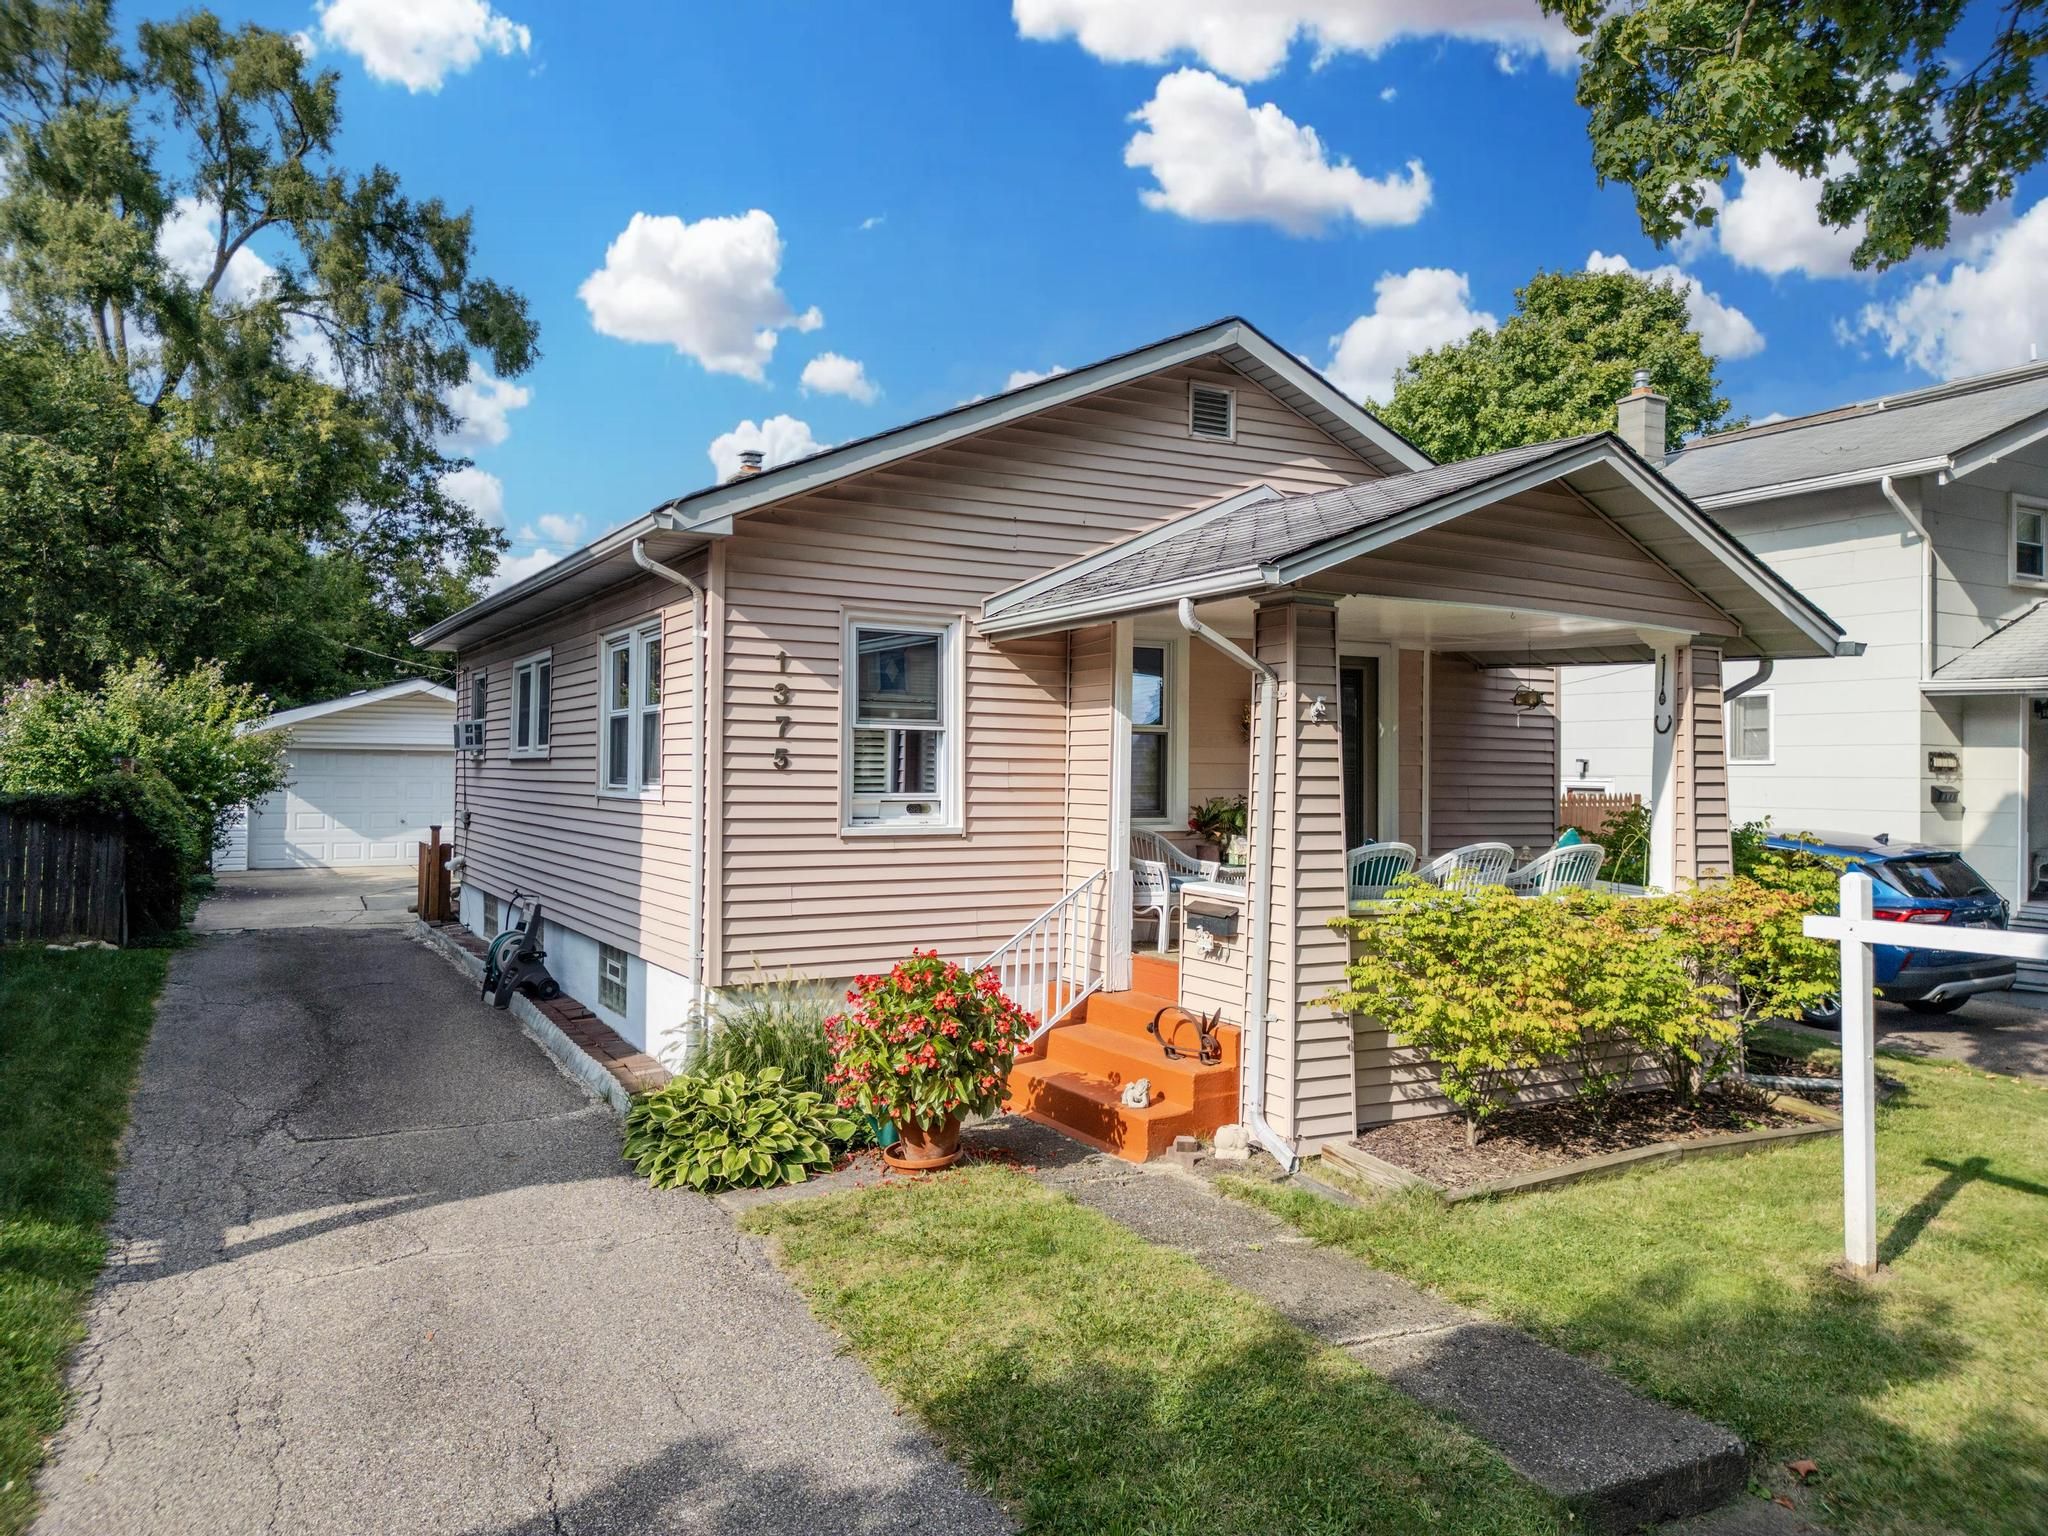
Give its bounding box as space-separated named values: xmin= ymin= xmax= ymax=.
xmin=745 ymin=1165 xmax=1566 ymax=1536
xmin=1238 ymin=1045 xmax=2048 ymax=1536
xmin=0 ymin=946 xmax=165 ymax=1535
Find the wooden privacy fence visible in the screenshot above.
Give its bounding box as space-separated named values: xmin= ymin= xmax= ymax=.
xmin=0 ymin=810 xmax=128 ymax=945
xmin=416 ymin=825 xmax=454 ymax=923
xmin=1559 ymin=791 xmax=1640 ymax=838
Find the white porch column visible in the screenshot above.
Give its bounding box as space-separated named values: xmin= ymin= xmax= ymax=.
xmin=1645 ymin=631 xmax=1688 ymax=892
xmin=1106 ymin=618 xmax=1135 ymax=992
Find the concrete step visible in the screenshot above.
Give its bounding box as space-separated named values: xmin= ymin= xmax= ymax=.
xmin=1074 ymin=992 xmax=1242 ymax=1064
xmin=1004 ymin=1062 xmax=1225 ymax=1162
xmin=1030 ymin=1023 xmax=1240 ymax=1109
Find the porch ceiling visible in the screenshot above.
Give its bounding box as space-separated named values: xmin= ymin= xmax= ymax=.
xmin=1158 ymin=594 xmax=1689 ymax=666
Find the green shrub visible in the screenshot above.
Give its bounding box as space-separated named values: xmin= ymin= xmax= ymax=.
xmin=686 ymin=970 xmax=839 ymax=1093
xmin=623 ymin=1067 xmax=854 ymax=1192
xmin=1596 ymin=801 xmax=1651 ymax=886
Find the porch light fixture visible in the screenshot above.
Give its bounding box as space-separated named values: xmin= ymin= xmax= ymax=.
xmin=1511 ymin=682 xmax=1545 ymax=710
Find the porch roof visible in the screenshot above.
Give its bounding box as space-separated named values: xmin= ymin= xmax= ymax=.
xmin=980 ymin=433 xmax=1852 ymax=662
xmin=1926 ymin=599 xmax=2048 ymax=693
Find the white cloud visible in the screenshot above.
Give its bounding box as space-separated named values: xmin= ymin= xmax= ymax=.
xmin=440 ymin=464 xmax=505 ymax=528
xmin=1005 ymin=365 xmax=1068 ymax=391
xmin=1858 ymin=199 xmax=2048 ymax=378
xmin=1378 ymin=85 xmax=1397 ymax=102
xmin=1126 ymin=68 xmax=1429 ymax=235
xmin=860 ymin=214 xmax=886 ymax=231
xmin=579 ymin=209 xmax=822 ymax=381
xmin=291 ymin=29 xmax=317 ymax=58
xmin=487 ymin=547 xmax=563 ymax=592
xmin=1013 ymin=0 xmax=1577 ymax=81
xmin=531 ymin=511 xmax=586 ymax=546
xmin=1584 ymin=251 xmax=1764 ymax=359
xmin=158 ymin=196 xmax=275 ymax=304
xmin=444 ymin=360 xmax=531 ymax=450
xmin=316 ymin=0 xmax=531 ymax=92
xmin=800 ymin=351 xmax=879 ymax=403
xmin=706 ymin=415 xmax=827 ymax=484
xmin=1325 ymin=267 xmax=1496 ymax=403
xmin=1714 ymin=157 xmax=1864 ymax=279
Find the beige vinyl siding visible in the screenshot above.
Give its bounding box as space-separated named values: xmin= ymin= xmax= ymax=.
xmin=281 ymin=694 xmax=452 ymax=750
xmin=1427 ymin=663 xmax=1559 ymax=853
xmin=451 ymin=565 xmax=700 ymax=977
xmin=1396 ymin=650 xmax=1426 ymax=847
xmin=1187 ymin=639 xmax=1252 ymax=809
xmin=1325 ymin=488 xmax=1738 ymax=639
xmin=1178 ymin=888 xmax=1248 ymax=1026
xmin=714 ymin=360 xmax=1382 ymax=980
xmin=1673 ymin=644 xmax=1733 ymax=884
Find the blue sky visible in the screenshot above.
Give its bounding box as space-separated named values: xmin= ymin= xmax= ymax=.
xmin=136 ymin=2 xmax=2048 ymax=586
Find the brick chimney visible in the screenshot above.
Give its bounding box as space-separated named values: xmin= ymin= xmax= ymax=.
xmin=1615 ymin=367 xmax=1669 ymax=459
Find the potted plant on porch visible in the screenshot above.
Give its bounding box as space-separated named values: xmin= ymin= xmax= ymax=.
xmin=1188 ymin=794 xmax=1249 ymax=868
xmin=824 ymin=950 xmax=1035 ymax=1171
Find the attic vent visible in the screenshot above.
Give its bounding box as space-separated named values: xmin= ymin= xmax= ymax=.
xmin=1189 ymin=383 xmax=1235 ymax=441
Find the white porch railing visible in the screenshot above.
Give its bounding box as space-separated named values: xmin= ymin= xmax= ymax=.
xmin=979 ymin=867 xmax=1110 ymax=1041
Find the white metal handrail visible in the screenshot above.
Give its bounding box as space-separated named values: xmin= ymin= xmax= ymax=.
xmin=979 ymin=867 xmax=1109 ymax=1041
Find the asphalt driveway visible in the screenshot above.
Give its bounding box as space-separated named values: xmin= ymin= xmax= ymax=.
xmin=32 ymin=927 xmax=1006 ymax=1535
xmin=1876 ymin=990 xmax=2048 ymax=1082
xmin=191 ymin=867 xmax=420 ymax=932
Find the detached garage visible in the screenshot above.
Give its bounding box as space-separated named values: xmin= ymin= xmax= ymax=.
xmin=217 ymin=679 xmax=456 ymax=872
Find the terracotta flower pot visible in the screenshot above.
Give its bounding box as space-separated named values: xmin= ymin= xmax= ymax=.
xmin=881 ymin=1112 xmax=963 ymax=1172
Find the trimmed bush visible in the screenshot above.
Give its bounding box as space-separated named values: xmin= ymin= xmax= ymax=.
xmin=623 ymin=1067 xmax=854 ymax=1192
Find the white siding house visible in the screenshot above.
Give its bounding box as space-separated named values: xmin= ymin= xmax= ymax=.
xmin=216 ymin=679 xmax=456 ymax=872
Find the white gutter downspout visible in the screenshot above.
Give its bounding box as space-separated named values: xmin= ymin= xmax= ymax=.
xmin=1881 ymin=474 xmax=1934 ymax=680
xmin=633 ymin=539 xmax=711 ymax=1012
xmin=1177 ymin=599 xmax=1297 ymax=1173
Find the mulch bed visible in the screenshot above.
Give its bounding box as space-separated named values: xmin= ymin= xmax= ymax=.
xmin=1350 ymin=1089 xmax=1811 ymax=1189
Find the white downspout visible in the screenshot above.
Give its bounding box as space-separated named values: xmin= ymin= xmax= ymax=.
xmin=1177 ymin=599 xmax=1297 ymax=1173
xmin=633 ymin=539 xmax=711 ymax=1015
xmin=1881 ymin=474 xmax=1933 ymax=680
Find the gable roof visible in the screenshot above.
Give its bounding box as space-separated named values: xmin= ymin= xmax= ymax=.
xmin=1927 ymin=600 xmax=2048 ymax=691
xmin=414 ymin=316 xmax=1433 ymax=653
xmin=246 ymin=677 xmax=455 ymax=735
xmin=1662 ymin=361 xmax=2048 ymax=507
xmin=982 ymin=433 xmax=1850 ymax=661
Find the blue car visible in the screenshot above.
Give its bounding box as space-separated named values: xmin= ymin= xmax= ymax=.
xmin=1764 ymin=832 xmax=2015 ymax=1021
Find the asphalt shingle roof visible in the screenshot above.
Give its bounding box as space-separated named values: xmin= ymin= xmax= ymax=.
xmin=1002 ymin=434 xmax=1601 ymax=618
xmin=1933 ymin=600 xmax=2048 ymax=682
xmin=1661 ymin=365 xmax=2048 ymax=501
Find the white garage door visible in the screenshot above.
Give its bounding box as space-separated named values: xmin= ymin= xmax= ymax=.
xmin=247 ymin=749 xmax=454 ymax=869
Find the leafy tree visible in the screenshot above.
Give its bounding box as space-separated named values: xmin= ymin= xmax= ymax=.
xmin=0 ymin=1 xmax=535 ymax=698
xmin=1542 ymin=0 xmax=2048 ymax=270
xmin=1377 ymin=268 xmax=1735 ymax=462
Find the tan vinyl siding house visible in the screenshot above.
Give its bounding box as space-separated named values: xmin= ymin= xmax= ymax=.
xmin=419 ymin=317 xmax=1849 ymax=1159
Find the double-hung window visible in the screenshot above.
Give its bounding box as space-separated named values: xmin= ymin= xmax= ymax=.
xmin=601 ymin=625 xmax=662 ymax=795
xmin=2015 ymin=496 xmax=2048 ymax=583
xmin=512 ymin=652 xmax=551 ymax=757
xmin=1727 ymin=692 xmax=1773 ymax=764
xmin=846 ymin=620 xmax=953 ymax=828
xmin=1131 ymin=644 xmax=1171 ymax=821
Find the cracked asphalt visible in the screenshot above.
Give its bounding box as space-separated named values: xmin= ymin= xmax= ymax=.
xmin=31 ymin=927 xmax=1009 ymax=1536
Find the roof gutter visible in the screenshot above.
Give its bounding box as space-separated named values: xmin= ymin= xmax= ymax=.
xmin=1687 ymin=456 xmax=1952 ymax=510
xmin=1176 ymin=598 xmax=1296 ymax=1174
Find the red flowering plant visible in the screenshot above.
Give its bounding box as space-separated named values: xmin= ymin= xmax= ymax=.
xmin=824 ymin=950 xmax=1035 ymax=1130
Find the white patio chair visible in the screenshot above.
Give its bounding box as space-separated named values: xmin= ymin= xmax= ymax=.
xmin=1132 ymin=857 xmax=1177 ymax=954
xmin=1505 ymin=843 xmax=1606 ymax=896
xmin=1415 ymin=842 xmax=1516 ymax=891
xmin=1346 ymin=841 xmax=1418 ymax=903
xmin=1134 ymin=830 xmax=1245 ymax=889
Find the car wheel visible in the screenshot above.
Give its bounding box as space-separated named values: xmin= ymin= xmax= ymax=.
xmin=1903 ymin=996 xmax=1967 ymax=1016
xmin=1801 ymin=995 xmax=1842 ymax=1029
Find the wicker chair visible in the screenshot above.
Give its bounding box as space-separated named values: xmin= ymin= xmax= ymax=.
xmin=1415 ymin=841 xmax=1516 ymax=891
xmin=1346 ymin=841 xmax=1418 ymax=902
xmin=1504 ymin=843 xmax=1606 ymax=895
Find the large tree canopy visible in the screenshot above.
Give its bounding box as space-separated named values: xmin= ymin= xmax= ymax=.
xmin=0 ymin=0 xmax=536 ymax=700
xmin=1376 ymin=268 xmax=1736 ymax=463
xmin=1542 ymin=0 xmax=2048 ymax=270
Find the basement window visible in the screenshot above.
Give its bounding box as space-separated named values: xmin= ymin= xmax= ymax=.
xmin=1189 ymin=383 xmax=1235 ymax=441
xmin=599 ymin=943 xmax=628 ymax=1014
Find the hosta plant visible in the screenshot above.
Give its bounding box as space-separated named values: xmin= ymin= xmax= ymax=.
xmin=825 ymin=950 xmax=1034 ymax=1131
xmin=623 ymin=1067 xmax=854 ymax=1192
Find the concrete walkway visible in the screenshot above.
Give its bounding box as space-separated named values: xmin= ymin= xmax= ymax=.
xmin=32 ymin=928 xmax=1006 ymax=1536
xmin=978 ymin=1118 xmax=1759 ymax=1534
xmin=191 ymin=867 xmax=419 ymax=932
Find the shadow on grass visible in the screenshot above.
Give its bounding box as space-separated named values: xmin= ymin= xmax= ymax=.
xmin=1882 ymin=1155 xmax=2048 ymax=1265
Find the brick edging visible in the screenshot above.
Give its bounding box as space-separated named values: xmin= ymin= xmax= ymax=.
xmin=411 ymin=920 xmax=672 ymax=1115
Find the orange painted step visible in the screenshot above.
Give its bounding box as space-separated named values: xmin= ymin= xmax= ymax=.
xmin=1005 ymin=1059 xmax=1223 ymax=1162
xmin=1030 ymin=1024 xmax=1239 ymax=1109
xmin=1073 ymin=991 xmax=1242 ymax=1065
xmin=1130 ymin=953 xmax=1180 ymax=997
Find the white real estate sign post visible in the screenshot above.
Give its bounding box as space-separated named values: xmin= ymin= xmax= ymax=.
xmin=1803 ymin=872 xmax=2048 ymax=1276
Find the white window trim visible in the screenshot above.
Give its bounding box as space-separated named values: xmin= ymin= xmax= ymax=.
xmin=1726 ymin=689 xmax=1774 ymax=766
xmin=1188 ymin=381 xmax=1236 ymax=443
xmin=2012 ymin=493 xmax=2048 ymax=587
xmin=598 ymin=623 xmax=663 ymax=800
xmin=1126 ymin=632 xmax=1188 ymax=830
xmin=510 ymin=649 xmax=553 ymax=760
xmin=840 ymin=612 xmax=966 ymax=836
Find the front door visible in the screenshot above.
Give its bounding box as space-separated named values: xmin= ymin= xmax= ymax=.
xmin=1339 ymin=660 xmax=1379 ymax=848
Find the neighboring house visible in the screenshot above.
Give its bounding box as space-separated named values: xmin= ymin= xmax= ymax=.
xmin=1560 ymin=363 xmax=2048 ymax=912
xmin=415 ymin=318 xmax=1847 ymax=1162
xmin=216 ymin=679 xmax=456 ymax=872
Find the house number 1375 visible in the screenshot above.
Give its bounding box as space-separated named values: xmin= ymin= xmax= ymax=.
xmin=771 ymin=652 xmax=792 ymax=767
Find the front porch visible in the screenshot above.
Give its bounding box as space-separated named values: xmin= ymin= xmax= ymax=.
xmin=982 ymin=435 xmax=1850 ymax=1163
